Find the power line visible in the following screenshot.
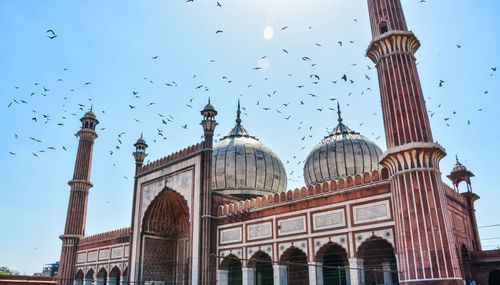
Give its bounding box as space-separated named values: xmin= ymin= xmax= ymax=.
xmin=478 ymin=223 xmax=500 ymax=228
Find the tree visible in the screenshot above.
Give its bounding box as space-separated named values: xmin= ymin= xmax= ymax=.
xmin=0 ymin=266 xmax=19 ymax=275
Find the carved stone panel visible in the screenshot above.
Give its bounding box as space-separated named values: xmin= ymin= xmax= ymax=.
xmin=220 ymin=227 xmax=242 ymax=244
xmin=278 ymin=216 xmax=306 ymax=236
xmin=247 ymin=222 xmax=272 ymax=241
xmin=312 ymin=209 xmax=345 ymax=231
xmin=353 ymin=200 xmax=391 ymax=224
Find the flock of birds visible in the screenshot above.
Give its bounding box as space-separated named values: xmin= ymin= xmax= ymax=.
xmin=5 ymin=0 xmax=497 ymax=185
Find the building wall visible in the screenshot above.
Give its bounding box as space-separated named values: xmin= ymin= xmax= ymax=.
xmin=216 ymin=173 xmax=395 ymax=266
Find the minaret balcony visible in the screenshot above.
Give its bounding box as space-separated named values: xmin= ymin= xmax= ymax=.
xmin=366 ymin=30 xmax=421 ymax=64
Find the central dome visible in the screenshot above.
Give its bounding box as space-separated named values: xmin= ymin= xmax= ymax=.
xmin=304 ymin=105 xmax=383 ymax=186
xmin=212 ymin=103 xmax=287 ymax=198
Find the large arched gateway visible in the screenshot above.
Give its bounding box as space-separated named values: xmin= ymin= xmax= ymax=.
xmin=140 ymin=187 xmax=191 ymax=284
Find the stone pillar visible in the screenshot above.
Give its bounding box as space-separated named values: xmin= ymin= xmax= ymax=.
xmin=273 ymin=265 xmax=287 ymax=285
xmin=308 ymin=262 xmax=317 ymax=285
xmin=217 ymin=269 xmax=228 ymax=285
xmin=315 ymin=262 xmax=323 ymax=285
xmin=349 ymin=258 xmax=364 ymax=285
xmin=382 ymin=262 xmax=392 ymax=285
xmin=242 ymin=267 xmax=255 ymax=285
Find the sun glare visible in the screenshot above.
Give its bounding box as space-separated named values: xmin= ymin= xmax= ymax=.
xmin=263 ymin=26 xmax=274 ymax=40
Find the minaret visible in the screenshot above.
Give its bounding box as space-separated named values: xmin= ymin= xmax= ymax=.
xmin=133 ymin=133 xmax=148 ymax=170
xmin=199 ymin=99 xmax=217 ymax=285
xmin=58 ymin=110 xmax=98 ymax=285
xmin=447 ymin=157 xmax=481 ymax=251
xmin=366 ymin=1 xmax=463 ymax=284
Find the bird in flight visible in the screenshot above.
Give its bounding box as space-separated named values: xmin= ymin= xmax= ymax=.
xmin=217 ymin=1 xmax=222 ymax=7
xmin=216 ymin=30 xmax=223 ymax=34
xmin=46 ymin=29 xmax=57 ymax=39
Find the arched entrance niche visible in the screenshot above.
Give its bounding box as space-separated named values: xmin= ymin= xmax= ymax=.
xmin=357 ymin=236 xmax=398 ymax=285
xmin=74 ymin=270 xmax=84 ymax=285
xmin=316 ymin=243 xmax=348 ymax=285
xmin=108 ymin=267 xmax=120 ymax=285
xmin=248 ymin=251 xmax=274 ymax=285
xmin=489 ymin=270 xmax=500 ymax=285
xmin=141 ymin=187 xmax=190 ymax=284
xmin=96 ymin=268 xmax=107 ymax=285
xmin=84 ymin=269 xmax=94 ymax=285
xmin=220 ymin=254 xmax=243 ymax=285
xmin=460 ymin=244 xmax=472 ymax=282
xmin=280 ymin=247 xmax=309 ymax=285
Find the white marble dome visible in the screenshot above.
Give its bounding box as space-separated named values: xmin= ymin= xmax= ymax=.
xmin=303 ymin=109 xmax=383 ymax=186
xmin=212 ymin=107 xmax=287 ymax=198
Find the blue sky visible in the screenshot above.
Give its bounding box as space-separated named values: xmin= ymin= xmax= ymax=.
xmin=0 ymin=0 xmax=499 ymax=274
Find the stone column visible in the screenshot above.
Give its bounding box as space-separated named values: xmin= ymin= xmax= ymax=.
xmin=315 ymin=262 xmax=323 ymax=285
xmin=273 ymin=265 xmax=287 ymax=285
xmin=242 ymin=267 xmax=255 ymax=285
xmin=308 ymin=262 xmax=318 ymax=285
xmin=382 ymin=262 xmax=392 ymax=285
xmin=216 ymin=269 xmax=228 ymax=285
xmin=349 ymin=258 xmax=364 ymax=285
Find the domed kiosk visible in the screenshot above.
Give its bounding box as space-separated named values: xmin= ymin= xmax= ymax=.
xmin=212 ymin=102 xmax=287 ymax=198
xmin=304 ymin=104 xmax=383 ymax=186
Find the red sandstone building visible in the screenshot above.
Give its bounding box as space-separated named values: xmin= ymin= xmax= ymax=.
xmin=56 ymin=1 xmax=500 ymax=285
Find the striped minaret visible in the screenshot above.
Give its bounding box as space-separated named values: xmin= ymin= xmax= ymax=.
xmin=57 ymin=110 xmax=98 ymax=285
xmin=366 ymin=1 xmax=463 ymax=284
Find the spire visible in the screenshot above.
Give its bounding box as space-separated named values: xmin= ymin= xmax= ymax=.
xmin=337 ymin=102 xmax=343 ymax=123
xmin=456 ymin=154 xmax=460 ymax=163
xmin=236 ymin=99 xmax=242 ymax=125
xmin=90 ymin=105 xmax=93 ymax=112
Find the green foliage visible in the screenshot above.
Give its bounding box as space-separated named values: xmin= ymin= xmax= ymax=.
xmin=0 ymin=266 xmax=19 ymax=275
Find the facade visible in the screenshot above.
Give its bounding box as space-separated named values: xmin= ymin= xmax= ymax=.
xmin=56 ymin=1 xmax=500 ymax=285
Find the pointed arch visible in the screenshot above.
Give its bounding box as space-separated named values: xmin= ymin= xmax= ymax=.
xmin=315 ymin=242 xmax=348 ymax=285
xmin=248 ymin=251 xmax=273 ymax=285
xmin=96 ymin=268 xmax=107 ymax=285
xmin=142 ymin=186 xmax=189 ymax=236
xmin=74 ymin=270 xmax=84 ymax=285
xmin=280 ymin=247 xmax=309 ymax=285
xmin=357 ymin=236 xmax=398 ymax=285
xmin=220 ymin=254 xmax=242 ymax=285
xmin=109 ymin=266 xmax=120 ymax=285
xmin=85 ymin=268 xmax=94 ymax=280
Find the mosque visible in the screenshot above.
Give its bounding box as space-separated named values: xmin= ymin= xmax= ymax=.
xmin=55 ymin=0 xmax=500 ymax=285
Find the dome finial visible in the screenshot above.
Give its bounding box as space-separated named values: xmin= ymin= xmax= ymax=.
xmin=337 ymin=102 xmax=343 ymax=123
xmin=236 ymin=99 xmax=242 ymax=125
xmin=456 ymin=154 xmax=459 ymax=163
xmin=90 ymin=105 xmax=93 ymax=112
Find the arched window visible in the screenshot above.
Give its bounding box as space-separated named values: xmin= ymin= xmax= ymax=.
xmin=316 ymin=243 xmax=348 ymax=285
xmin=490 ymin=270 xmax=500 ymax=285
xmin=109 ymin=267 xmax=120 ymax=285
xmin=357 ymin=237 xmax=398 ymax=285
xmin=85 ymin=269 xmax=94 ymax=285
xmin=74 ymin=270 xmax=84 ymax=285
xmin=249 ymin=251 xmax=273 ymax=285
xmin=96 ymin=268 xmax=107 ymax=285
xmin=220 ymin=254 xmax=243 ymax=285
xmin=85 ymin=122 xmax=89 ymax=128
xmin=280 ymin=247 xmax=309 ymax=285
xmin=379 ymin=20 xmax=389 ymax=35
